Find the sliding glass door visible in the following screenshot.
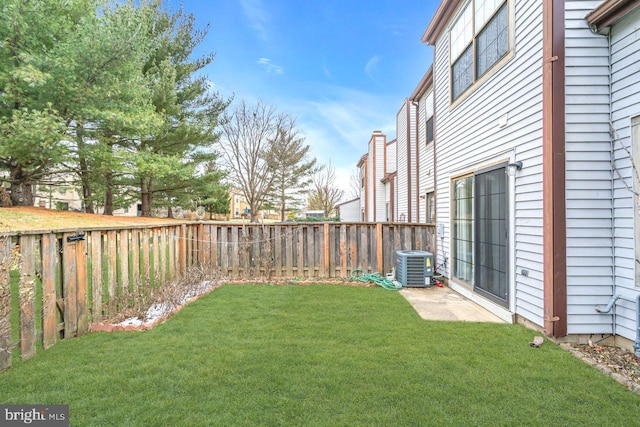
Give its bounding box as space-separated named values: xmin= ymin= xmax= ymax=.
xmin=451 ymin=164 xmax=509 ymax=307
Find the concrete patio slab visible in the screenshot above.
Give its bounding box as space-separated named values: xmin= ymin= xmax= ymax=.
xmin=399 ymin=286 xmax=505 ymax=323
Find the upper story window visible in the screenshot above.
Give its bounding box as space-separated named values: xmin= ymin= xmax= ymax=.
xmin=450 ymin=0 xmax=509 ymax=101
xmin=426 ymin=117 xmax=434 ymax=144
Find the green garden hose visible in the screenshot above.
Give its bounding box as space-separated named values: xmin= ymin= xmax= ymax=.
xmin=350 ymin=269 xmax=402 ymax=291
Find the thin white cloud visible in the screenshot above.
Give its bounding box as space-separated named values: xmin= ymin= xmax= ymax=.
xmin=239 ymin=0 xmax=269 ymax=40
xmin=280 ymin=85 xmax=397 ymax=200
xmin=322 ymin=63 xmax=333 ymax=80
xmin=257 ymin=57 xmax=284 ymax=74
xmin=364 ymin=55 xmax=382 ymax=80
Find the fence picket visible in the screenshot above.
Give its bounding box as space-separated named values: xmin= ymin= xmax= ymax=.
xmin=339 ymin=225 xmax=346 ymax=277
xmin=119 ymin=230 xmax=129 ymax=298
xmin=275 ymin=226 xmax=282 ymax=277
xmin=285 ymin=227 xmax=293 ymax=277
xmin=296 ymin=226 xmax=304 ymax=277
xmin=349 ymin=226 xmax=357 ymax=275
xmin=131 ymin=229 xmax=140 ymax=297
xmin=18 ymin=235 xmax=36 ymax=360
xmin=0 ymin=236 xmax=12 ymax=371
xmin=76 ymin=237 xmax=88 ymax=336
xmin=62 ymin=234 xmax=78 ymax=338
xmin=107 ymin=230 xmax=117 ymax=316
xmin=42 ymin=234 xmax=57 ymax=349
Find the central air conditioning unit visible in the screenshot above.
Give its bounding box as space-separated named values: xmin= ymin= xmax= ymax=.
xmin=395 ymin=250 xmax=434 ymax=288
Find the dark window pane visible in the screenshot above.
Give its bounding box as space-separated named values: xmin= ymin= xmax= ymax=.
xmin=475 ymin=4 xmax=508 ymax=78
xmin=426 ymin=117 xmax=434 ymax=143
xmin=452 ymin=45 xmax=473 ymax=100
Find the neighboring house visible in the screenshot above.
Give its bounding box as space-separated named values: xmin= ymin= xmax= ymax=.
xmin=33 ymin=174 xmax=140 ymax=216
xmin=229 ymin=188 xmax=250 ymax=219
xmin=381 ymin=138 xmax=397 ymax=222
xmin=417 ymin=0 xmax=640 ymax=351
xmin=34 ymin=179 xmax=84 ymax=212
xmin=357 ymin=131 xmax=396 ymax=222
xmin=336 ymin=198 xmax=361 ymax=222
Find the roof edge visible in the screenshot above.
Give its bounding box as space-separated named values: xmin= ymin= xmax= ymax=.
xmin=586 ymin=0 xmax=640 ymax=33
xmin=356 ymin=153 xmax=368 ymax=167
xmin=421 ymin=0 xmax=461 ymax=45
xmin=409 ymin=66 xmax=434 ymax=101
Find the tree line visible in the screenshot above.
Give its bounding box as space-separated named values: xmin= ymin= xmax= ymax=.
xmin=0 ymin=0 xmax=343 ymax=221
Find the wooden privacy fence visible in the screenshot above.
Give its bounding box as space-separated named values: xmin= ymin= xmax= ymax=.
xmin=0 ymin=222 xmax=435 ymax=371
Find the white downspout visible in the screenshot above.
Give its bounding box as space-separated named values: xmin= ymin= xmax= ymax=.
xmin=595 ymin=294 xmax=640 ymax=360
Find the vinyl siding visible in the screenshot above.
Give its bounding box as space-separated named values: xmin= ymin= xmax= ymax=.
xmin=418 ymin=90 xmax=435 ymax=224
xmin=374 ymin=134 xmax=387 ymax=222
xmin=396 ymin=102 xmax=409 ymax=222
xmin=364 ymin=133 xmax=388 ymax=222
xmin=338 ymin=199 xmax=360 ymax=222
xmin=386 ymin=140 xmax=397 ymax=174
xmin=409 ymin=104 xmax=418 ymax=222
xmin=367 ymin=139 xmax=375 ymax=221
xmin=564 ymin=0 xmax=615 ymax=335
xmin=433 ymin=0 xmax=544 ymax=324
xmin=386 ymin=140 xmax=397 ymax=221
xmin=608 ymin=5 xmax=640 ymax=341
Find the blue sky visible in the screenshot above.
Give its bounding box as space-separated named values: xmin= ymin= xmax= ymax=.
xmin=169 ymin=0 xmax=440 ymax=199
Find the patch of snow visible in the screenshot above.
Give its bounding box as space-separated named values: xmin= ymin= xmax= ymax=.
xmin=114 ymin=280 xmax=217 ymax=328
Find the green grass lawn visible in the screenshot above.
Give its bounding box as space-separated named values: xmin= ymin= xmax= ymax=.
xmin=1 ymin=284 xmax=638 ymax=426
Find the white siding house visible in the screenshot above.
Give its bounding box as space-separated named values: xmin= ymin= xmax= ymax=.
xmin=420 ymin=0 xmax=640 ymax=351
xmin=336 ymin=198 xmax=361 ymax=222
xmin=357 ymin=131 xmax=391 ymax=222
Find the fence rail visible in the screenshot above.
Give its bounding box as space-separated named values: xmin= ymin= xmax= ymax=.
xmin=0 ymin=222 xmax=435 ymax=372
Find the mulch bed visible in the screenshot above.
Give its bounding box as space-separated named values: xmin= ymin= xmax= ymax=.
xmin=563 ymin=342 xmax=640 ymax=395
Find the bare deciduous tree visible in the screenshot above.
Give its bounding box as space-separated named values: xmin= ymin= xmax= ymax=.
xmin=307 ymin=161 xmax=344 ymax=217
xmin=220 ymin=100 xmax=284 ymax=222
xmin=349 ymin=166 xmax=362 ymax=201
